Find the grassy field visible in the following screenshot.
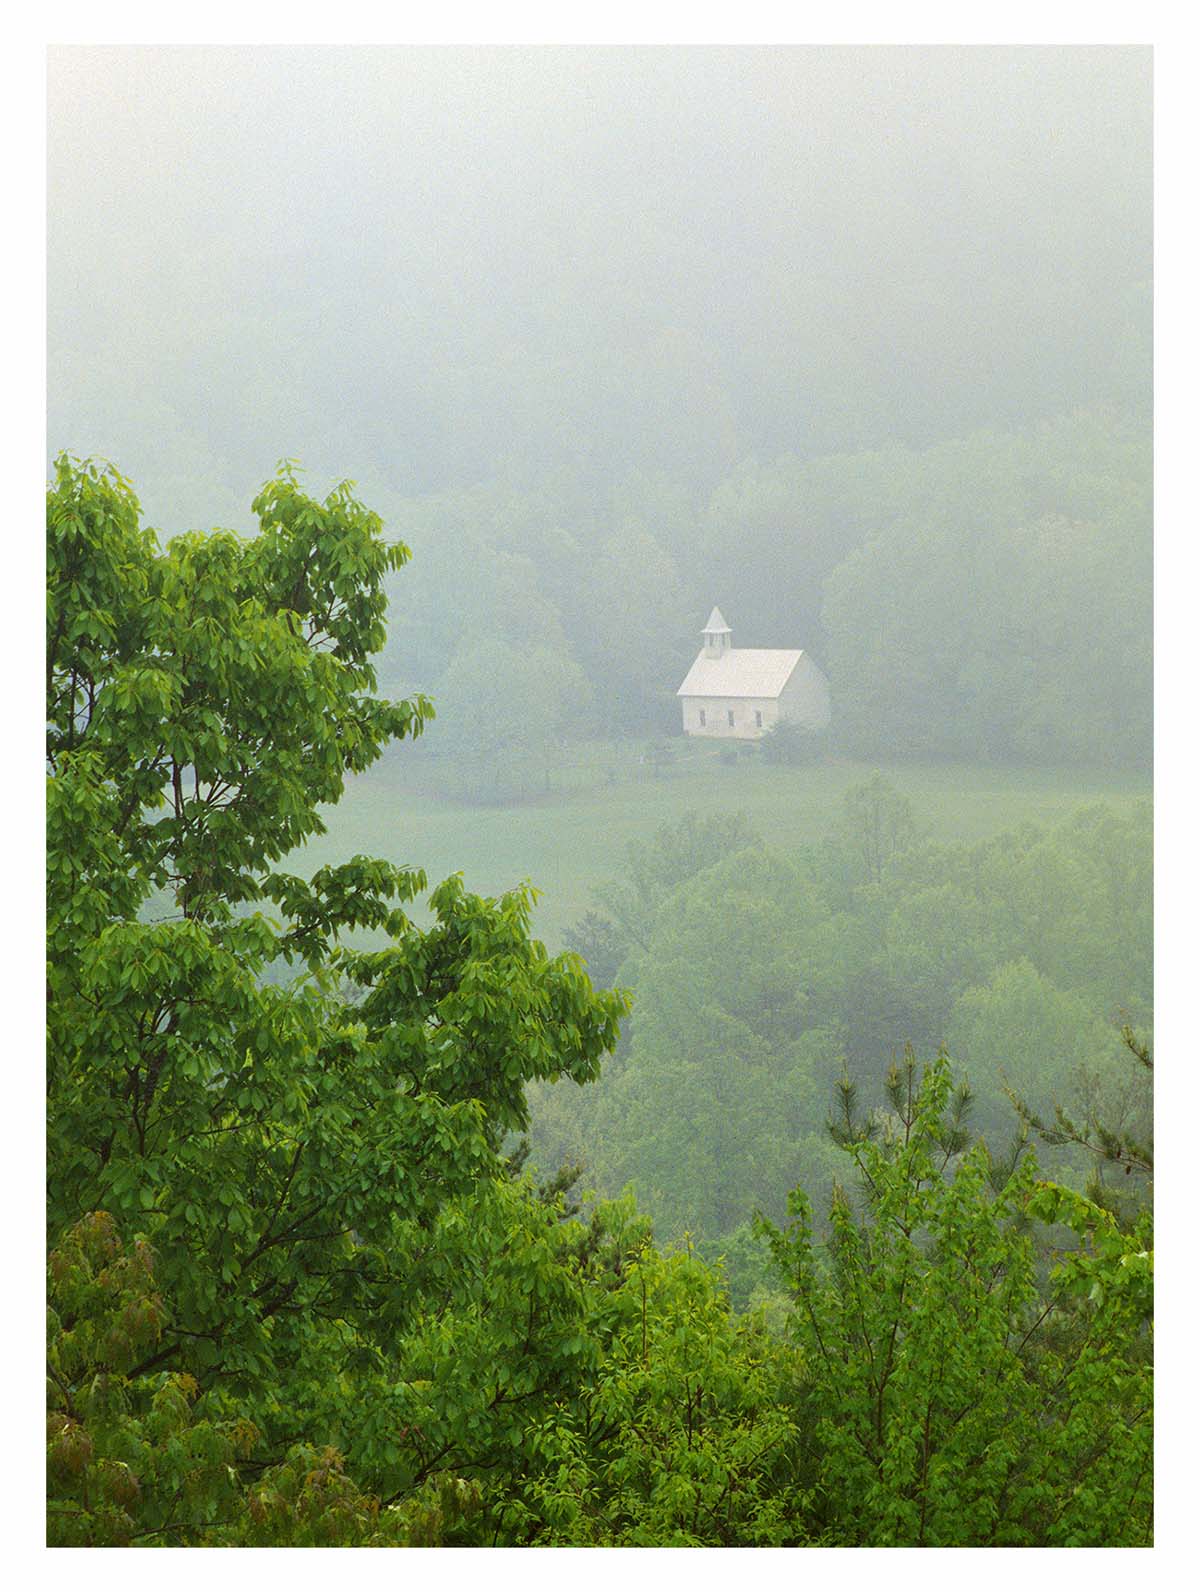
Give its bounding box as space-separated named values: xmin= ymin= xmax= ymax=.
xmin=290 ymin=740 xmax=1151 ymax=951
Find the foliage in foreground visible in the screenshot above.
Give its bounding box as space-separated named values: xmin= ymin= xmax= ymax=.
xmin=47 ymin=459 xmax=1150 ymax=1546
xmin=759 ymin=1057 xmax=1152 ymax=1546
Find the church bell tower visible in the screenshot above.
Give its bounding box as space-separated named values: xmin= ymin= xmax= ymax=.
xmin=702 ymin=605 xmax=732 ymax=660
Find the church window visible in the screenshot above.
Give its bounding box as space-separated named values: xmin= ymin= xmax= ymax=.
xmin=699 ymin=708 xmax=706 ymax=727
xmin=755 ymin=710 xmax=763 ymax=728
xmin=727 ymin=709 xmax=735 ymax=727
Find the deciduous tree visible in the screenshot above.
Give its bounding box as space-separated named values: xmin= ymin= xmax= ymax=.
xmin=47 ymin=456 xmax=627 ymax=1522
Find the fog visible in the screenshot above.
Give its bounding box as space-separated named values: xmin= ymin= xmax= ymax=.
xmin=49 ymin=47 xmax=1150 ymax=526
xmin=47 ymin=40 xmax=1154 ymax=1154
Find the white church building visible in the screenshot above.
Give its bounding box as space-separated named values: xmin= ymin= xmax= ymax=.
xmin=676 ymin=607 xmax=831 ymax=740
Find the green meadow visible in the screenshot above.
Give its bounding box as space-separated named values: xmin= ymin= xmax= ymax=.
xmin=292 ymin=741 xmax=1151 ymax=950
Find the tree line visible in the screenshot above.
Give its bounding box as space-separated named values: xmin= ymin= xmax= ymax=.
xmin=370 ymin=405 xmax=1150 ymax=799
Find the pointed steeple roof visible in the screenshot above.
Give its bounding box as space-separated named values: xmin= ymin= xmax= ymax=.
xmin=703 ymin=606 xmax=731 ymax=634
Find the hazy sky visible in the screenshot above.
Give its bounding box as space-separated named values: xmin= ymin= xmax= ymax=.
xmin=47 ymin=46 xmax=1151 ymax=530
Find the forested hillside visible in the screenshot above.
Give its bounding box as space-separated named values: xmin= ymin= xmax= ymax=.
xmin=528 ymin=796 xmax=1151 ymax=1304
xmin=50 ymin=49 xmax=1152 ymax=788
xmin=50 ymin=51 xmax=1149 ymax=519
xmin=372 ymin=405 xmax=1151 ymax=785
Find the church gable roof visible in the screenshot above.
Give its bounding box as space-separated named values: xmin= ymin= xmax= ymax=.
xmin=677 ymin=647 xmax=806 ymax=700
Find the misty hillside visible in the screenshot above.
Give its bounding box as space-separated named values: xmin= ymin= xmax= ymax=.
xmin=49 ymin=47 xmax=1149 ymax=519
xmin=48 ymin=48 xmax=1152 ymax=775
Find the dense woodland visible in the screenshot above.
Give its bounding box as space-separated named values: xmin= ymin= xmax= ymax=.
xmin=47 ymin=47 xmax=1152 ymax=1551
xmin=529 ymin=792 xmax=1151 ymax=1306
xmin=47 ymin=459 xmax=1152 ymax=1547
xmin=373 ymin=404 xmax=1152 ymax=796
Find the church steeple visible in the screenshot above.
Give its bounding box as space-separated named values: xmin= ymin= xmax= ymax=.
xmin=702 ymin=605 xmax=732 ymax=660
